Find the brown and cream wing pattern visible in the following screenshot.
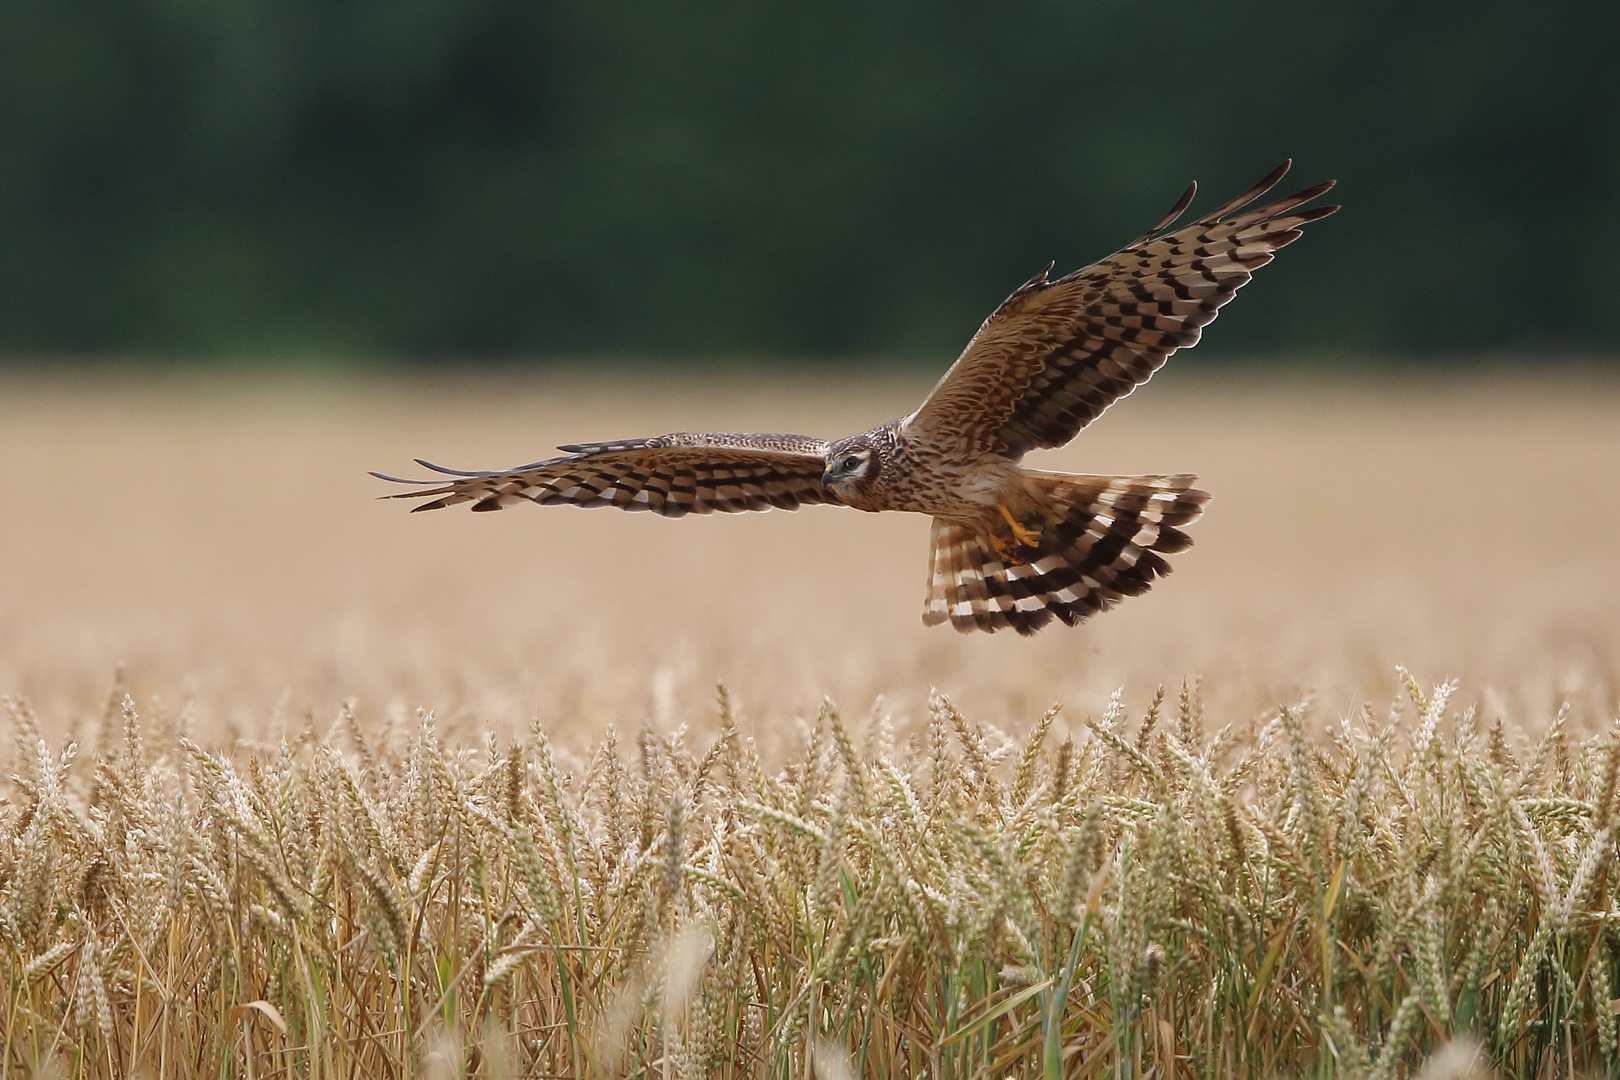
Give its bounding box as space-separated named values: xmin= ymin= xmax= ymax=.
xmin=372 ymin=432 xmax=838 ymax=517
xmin=923 ymin=473 xmax=1209 ymax=635
xmin=903 ymin=162 xmax=1338 ymax=460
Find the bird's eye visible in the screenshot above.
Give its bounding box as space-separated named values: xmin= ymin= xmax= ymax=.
xmin=843 ymin=455 xmax=861 ymax=473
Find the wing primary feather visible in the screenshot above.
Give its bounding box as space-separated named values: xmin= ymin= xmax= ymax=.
xmin=1272 ymin=203 xmax=1341 ymax=229
xmin=368 ymin=470 xmax=445 ymax=486
xmin=1240 ymin=179 xmax=1339 ymax=221
xmin=1141 ymin=181 xmax=1198 ymax=239
xmin=1196 ymin=159 xmax=1292 ymax=223
xmin=413 ymin=459 xmax=500 ymax=477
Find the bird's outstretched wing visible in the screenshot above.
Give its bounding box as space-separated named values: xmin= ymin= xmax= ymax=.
xmin=372 ymin=432 xmax=838 ymax=517
xmin=902 ymin=161 xmax=1339 ymax=459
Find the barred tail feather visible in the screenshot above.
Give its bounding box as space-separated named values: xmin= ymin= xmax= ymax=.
xmin=923 ymin=473 xmax=1209 ymax=635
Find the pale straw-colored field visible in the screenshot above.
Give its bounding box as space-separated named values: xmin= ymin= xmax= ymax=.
xmin=1 ymin=368 xmax=1615 ymax=745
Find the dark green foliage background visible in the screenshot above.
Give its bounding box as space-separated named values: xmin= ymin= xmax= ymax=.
xmin=0 ymin=0 xmax=1612 ymax=360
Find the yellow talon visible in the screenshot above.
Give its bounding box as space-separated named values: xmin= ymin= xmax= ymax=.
xmin=997 ymin=504 xmax=1042 ymax=548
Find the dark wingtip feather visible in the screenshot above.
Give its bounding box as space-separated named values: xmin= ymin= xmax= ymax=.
xmin=1243 ymin=181 xmax=1338 ymax=227
xmin=1290 ymin=178 xmax=1337 ymax=201
xmin=1289 ymin=202 xmax=1341 ymax=224
xmin=1146 ymin=181 xmax=1198 ymax=236
xmin=414 ymin=459 xmax=493 ymax=478
xmin=1255 ymin=159 xmax=1293 ymax=191
xmin=410 ymin=498 xmax=451 ymax=513
xmin=369 ymin=470 xmax=443 ymax=486
xmin=1201 ymin=160 xmax=1293 ymax=223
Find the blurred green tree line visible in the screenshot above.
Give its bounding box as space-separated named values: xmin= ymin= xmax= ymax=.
xmin=0 ymin=0 xmax=1612 ymax=361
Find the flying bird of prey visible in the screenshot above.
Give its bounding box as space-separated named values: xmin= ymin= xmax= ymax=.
xmin=374 ymin=162 xmax=1337 ymax=634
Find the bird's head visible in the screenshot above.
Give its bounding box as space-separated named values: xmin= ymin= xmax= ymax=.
xmin=821 ymin=436 xmax=881 ymax=499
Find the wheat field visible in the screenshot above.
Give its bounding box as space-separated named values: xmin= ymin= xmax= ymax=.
xmin=1 ymin=368 xmax=1619 ymax=1077
xmin=3 ymin=368 xmax=1617 ymax=735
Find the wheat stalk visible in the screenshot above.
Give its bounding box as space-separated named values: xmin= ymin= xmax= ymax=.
xmin=0 ymin=673 xmax=1613 ymax=1077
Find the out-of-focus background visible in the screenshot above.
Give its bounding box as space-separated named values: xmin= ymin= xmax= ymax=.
xmin=4 ymin=371 xmax=1616 ymax=748
xmin=1 ymin=1 xmax=1616 ymax=744
xmin=2 ymin=0 xmax=1615 ymax=360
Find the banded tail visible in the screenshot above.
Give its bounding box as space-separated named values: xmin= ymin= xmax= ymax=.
xmin=924 ymin=473 xmax=1209 ymax=635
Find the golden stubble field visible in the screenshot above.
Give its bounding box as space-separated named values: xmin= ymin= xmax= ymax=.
xmin=1 ymin=366 xmax=1617 ymax=749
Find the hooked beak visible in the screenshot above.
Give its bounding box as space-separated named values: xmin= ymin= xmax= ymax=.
xmin=820 ymin=467 xmax=836 ymax=488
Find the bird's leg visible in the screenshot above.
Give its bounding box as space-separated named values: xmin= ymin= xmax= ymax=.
xmin=997 ymin=504 xmax=1042 ymax=548
xmin=986 ymin=504 xmax=1042 ymax=564
xmin=987 ymin=531 xmax=1017 ymax=564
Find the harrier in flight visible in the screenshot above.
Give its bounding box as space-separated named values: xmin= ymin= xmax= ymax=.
xmin=375 ymin=162 xmax=1337 ymax=634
